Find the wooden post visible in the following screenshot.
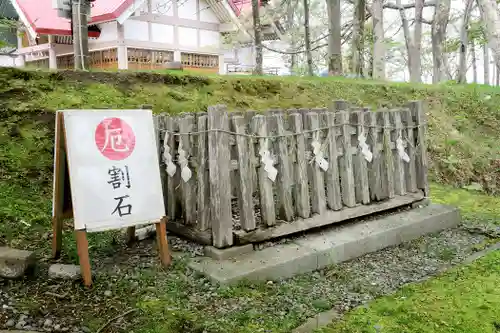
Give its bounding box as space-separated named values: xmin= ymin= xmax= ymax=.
xmin=196 ymin=114 xmax=210 ymax=231
xmin=381 ymin=110 xmax=395 ymax=199
xmin=351 ymin=111 xmax=370 ymax=204
xmin=305 ymin=111 xmax=327 ymax=214
xmin=320 ymin=112 xmax=342 ymax=211
xmin=233 ymin=115 xmax=256 ymax=231
xmin=165 ymin=116 xmax=179 ymax=220
xmin=365 ymin=111 xmax=383 ymax=201
xmin=178 ymin=115 xmax=196 ymax=225
xmin=401 ymin=108 xmax=418 ymax=193
xmin=272 ymin=112 xmax=294 ymax=221
xmin=52 ymin=112 xmax=65 ymax=259
xmin=208 ymin=105 xmax=233 ymax=248
xmin=290 ymin=113 xmax=311 ymax=218
xmin=252 ymin=114 xmax=276 ymax=226
xmin=408 ymin=101 xmax=429 ymax=196
xmin=390 ymin=110 xmax=406 ymax=196
xmin=75 ymin=230 xmax=92 ymax=287
xmin=155 ymin=217 xmax=172 ymax=267
xmin=337 ymin=110 xmax=356 ymax=207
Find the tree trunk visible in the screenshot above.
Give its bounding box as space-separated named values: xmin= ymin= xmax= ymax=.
xmin=484 ymin=44 xmax=490 ymax=84
xmin=351 ymin=0 xmax=365 ymax=76
xmin=457 ymin=0 xmax=474 ymax=83
xmin=497 ymin=64 xmax=500 ymax=85
xmin=372 ymin=0 xmax=385 ymax=79
xmin=251 ymin=0 xmax=263 ymax=75
xmin=286 ymin=0 xmax=296 ymax=74
xmin=326 ymin=0 xmax=342 ymax=75
xmin=492 ymin=59 xmax=496 ymax=84
xmin=477 ymin=0 xmax=500 ymax=77
xmin=431 ymin=0 xmax=451 ymax=83
xmin=303 ymin=0 xmax=314 ymax=76
xmin=397 ymin=0 xmax=424 ymax=82
xmin=471 ymin=39 xmax=478 ymax=83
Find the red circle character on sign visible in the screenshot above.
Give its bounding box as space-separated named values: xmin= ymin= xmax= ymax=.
xmin=95 ymin=117 xmax=136 ymax=161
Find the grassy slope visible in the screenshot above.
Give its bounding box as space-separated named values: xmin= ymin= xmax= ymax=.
xmin=1 ymin=67 xmax=500 ymax=252
xmin=318 ymin=250 xmax=500 ymax=333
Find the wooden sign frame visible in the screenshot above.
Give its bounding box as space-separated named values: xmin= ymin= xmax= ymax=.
xmin=51 ymin=112 xmax=172 ymax=287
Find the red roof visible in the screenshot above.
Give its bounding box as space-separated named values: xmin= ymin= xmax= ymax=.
xmin=228 ymin=0 xmax=259 ymax=16
xmin=14 ymin=0 xmax=134 ymax=37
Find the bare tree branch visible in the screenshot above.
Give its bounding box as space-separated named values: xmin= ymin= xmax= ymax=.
xmin=384 ymin=0 xmax=436 ymax=9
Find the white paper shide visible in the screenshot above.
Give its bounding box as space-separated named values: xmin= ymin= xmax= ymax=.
xmin=63 ymin=110 xmax=165 ymax=232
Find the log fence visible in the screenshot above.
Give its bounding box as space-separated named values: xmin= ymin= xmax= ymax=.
xmin=155 ymin=100 xmax=429 ymax=248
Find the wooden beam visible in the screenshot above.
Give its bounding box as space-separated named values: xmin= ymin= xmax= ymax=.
xmin=233 ymin=192 xmax=425 ymax=244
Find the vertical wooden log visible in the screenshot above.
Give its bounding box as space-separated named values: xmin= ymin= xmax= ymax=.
xmin=408 ymin=101 xmax=429 ymax=196
xmin=391 ymin=110 xmax=406 ymax=196
xmin=197 ymin=114 xmax=210 ymax=230
xmin=252 ymin=114 xmax=276 ymax=226
xmin=382 ymin=111 xmax=395 ymax=199
xmin=305 ymin=112 xmax=327 ymax=214
xmin=337 ymin=111 xmax=356 ymax=207
xmin=233 ymin=115 xmax=256 ymax=231
xmin=164 ymin=116 xmax=179 ymax=220
xmin=365 ymin=111 xmax=383 ymax=201
xmin=401 ymin=108 xmax=418 ymax=192
xmin=272 ymin=113 xmax=294 ymax=221
xmin=178 ymin=115 xmax=196 ymax=225
xmin=244 ymin=110 xmax=258 ymax=188
xmin=208 ymin=105 xmax=233 ymax=248
xmin=320 ymin=112 xmax=342 ymax=210
xmin=290 ymin=113 xmax=311 ymax=219
xmin=351 ymin=111 xmax=371 ymax=204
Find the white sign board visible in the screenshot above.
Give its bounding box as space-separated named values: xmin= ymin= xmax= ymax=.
xmin=61 ymin=110 xmax=165 ymax=232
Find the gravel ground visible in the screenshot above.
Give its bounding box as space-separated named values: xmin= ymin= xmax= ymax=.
xmin=0 ymin=225 xmax=495 ymax=333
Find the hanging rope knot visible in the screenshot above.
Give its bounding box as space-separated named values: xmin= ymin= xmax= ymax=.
xmin=311 ymin=132 xmax=329 ymax=171
xmin=177 ymin=141 xmax=192 ymax=182
xmin=163 ymin=132 xmax=177 ymax=177
xmin=259 ymin=139 xmax=278 ymax=182
xmin=358 ymin=130 xmax=373 ymax=162
xmin=396 ymin=136 xmax=410 ymax=162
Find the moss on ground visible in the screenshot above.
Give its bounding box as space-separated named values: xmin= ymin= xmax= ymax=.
xmin=1 ymin=67 xmax=500 ymax=251
xmin=318 ymin=250 xmax=500 ymax=333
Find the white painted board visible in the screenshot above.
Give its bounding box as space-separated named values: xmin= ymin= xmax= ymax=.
xmin=62 ymin=110 xmax=165 ymax=232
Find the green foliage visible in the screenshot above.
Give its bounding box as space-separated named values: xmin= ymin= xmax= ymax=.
xmin=318 ymin=250 xmax=500 ymax=333
xmin=1 ymin=67 xmax=500 ymax=251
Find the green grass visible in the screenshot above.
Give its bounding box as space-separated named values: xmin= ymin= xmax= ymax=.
xmin=317 ymin=250 xmax=500 ymax=333
xmin=430 ymin=183 xmax=500 ymax=225
xmin=311 ymin=184 xmax=500 ymax=333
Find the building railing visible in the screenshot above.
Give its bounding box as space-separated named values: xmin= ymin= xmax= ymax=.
xmin=227 ymin=64 xmax=280 ymax=75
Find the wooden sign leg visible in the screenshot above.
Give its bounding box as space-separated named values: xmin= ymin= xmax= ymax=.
xmin=126 ymin=226 xmax=136 ymax=245
xmin=155 ymin=217 xmax=172 ymax=267
xmin=75 ymin=230 xmax=92 ymax=287
xmin=52 ymin=215 xmax=63 ymax=259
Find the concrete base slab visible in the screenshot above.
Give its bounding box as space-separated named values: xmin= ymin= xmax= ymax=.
xmin=188 ymin=204 xmax=460 ymax=285
xmin=204 ymin=244 xmax=254 ymax=260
